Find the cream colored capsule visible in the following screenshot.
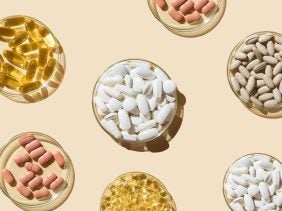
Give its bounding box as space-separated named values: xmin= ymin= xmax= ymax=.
xmin=264 ymin=100 xmax=278 ymax=109
xmin=138 ymin=128 xmax=158 ymax=141
xmin=230 ymin=60 xmax=241 ymax=71
xmin=121 ymin=131 xmax=137 ymax=141
xmin=267 ymin=41 xmax=275 ymax=56
xmin=235 ymin=73 xmax=247 ymax=86
xmin=273 ymin=74 xmax=282 ymax=85
xmin=265 ymin=65 xmax=273 ymax=78
xmin=258 ymin=86 xmax=271 ymax=95
xmin=256 ymin=43 xmax=268 ymax=55
xmin=247 ymin=59 xmax=260 ymax=70
xmin=263 ymin=56 xmax=278 ymax=65
xmin=231 ymin=77 xmax=240 ymax=92
xmin=238 ymin=66 xmax=250 ymax=78
xmin=273 ymin=88 xmax=282 ymax=102
xmin=246 ymin=35 xmax=259 ymax=45
xmin=252 ymin=47 xmax=262 ymax=61
xmin=258 ymin=93 xmax=273 ymax=102
xmin=240 ymin=88 xmax=250 ymax=103
xmin=246 ymin=76 xmax=255 ymax=93
xmin=263 ymin=75 xmax=275 ymax=89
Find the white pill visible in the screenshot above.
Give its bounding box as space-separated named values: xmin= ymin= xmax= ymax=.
xmin=230 ymin=60 xmax=241 ymax=70
xmin=239 ymin=66 xmax=251 ymax=78
xmin=273 ymin=74 xmax=282 ymax=85
xmin=108 ymin=98 xmax=122 ymax=112
xmin=259 ymin=34 xmax=272 ymax=43
xmin=130 ymin=116 xmax=143 ymax=125
xmin=237 ymin=157 xmax=253 ymax=168
xmin=157 ymin=104 xmax=172 ymax=125
xmin=272 ymin=169 xmax=280 ymax=188
xmin=148 ymin=97 xmax=157 ymax=111
xmin=235 ymin=73 xmax=247 ymax=86
xmin=230 ymin=202 xmax=244 ymax=211
xmin=115 ymin=84 xmax=137 ymax=97
xmin=153 ymin=79 xmax=163 ymax=102
xmin=235 ymin=185 xmax=248 ymax=197
xmin=136 ymin=94 xmax=149 ymax=116
xmin=131 ymin=60 xmax=151 ymax=69
xmin=138 ymin=128 xmax=158 ymax=141
xmin=101 ymin=119 xmax=121 ymax=139
xmin=97 ymin=85 xmax=111 ymax=103
xmin=259 ymin=182 xmax=270 ymax=201
xmin=133 ymin=77 xmax=145 ymax=93
xmin=264 ymin=100 xmax=278 ymax=108
xmin=225 ymin=184 xmax=236 ymax=198
xmin=263 ymin=56 xmax=278 ymax=65
xmin=275 ymin=192 xmax=282 ymax=206
xmin=235 ymin=52 xmax=247 ymax=60
xmin=143 ymin=82 xmax=153 ymax=96
xmin=231 ymin=77 xmax=240 ymax=92
xmin=104 ymin=86 xmax=121 ymax=99
xmin=124 ymin=74 xmax=132 ymax=87
xmin=121 ymin=131 xmax=137 ymax=141
xmin=267 ymin=41 xmax=275 ymax=56
xmin=273 ymin=88 xmax=282 ymax=102
xmin=231 ymin=175 xmax=247 ymax=187
xmin=247 ymin=59 xmax=260 ymax=70
xmin=155 ymin=67 xmax=169 ymax=81
xmin=256 ymin=42 xmax=268 ymax=55
xmin=104 ymin=112 xmax=117 ymax=121
xmin=110 ymin=63 xmax=128 ymax=77
xmin=135 ymin=120 xmax=157 ymax=132
xmin=244 ymin=194 xmax=255 ymax=211
xmin=260 ymin=203 xmax=275 ymax=211
xmin=135 ymin=67 xmax=155 ymax=79
xmin=242 ymin=174 xmax=258 ymax=184
xmin=258 ymin=93 xmax=273 ymax=102
xmin=94 ymin=96 xmax=108 ymax=113
xmin=248 ymin=185 xmax=259 ymax=198
xmin=102 ymin=75 xmax=123 ymax=86
xmin=118 ymin=109 xmax=131 ymax=131
xmin=123 ymin=98 xmax=137 ymax=113
xmin=230 ymin=167 xmax=248 ymax=175
xmin=163 ymin=80 xmax=177 ymax=95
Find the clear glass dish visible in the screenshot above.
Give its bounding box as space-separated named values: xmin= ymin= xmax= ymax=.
xmin=0 ymin=132 xmax=75 ymax=211
xmin=0 ymin=15 xmax=66 ymax=103
xmin=92 ymin=59 xmax=178 ymax=146
xmin=100 ymin=171 xmax=177 ymax=211
xmin=227 ymin=31 xmax=282 ymax=118
xmin=147 ymin=0 xmax=226 ymax=37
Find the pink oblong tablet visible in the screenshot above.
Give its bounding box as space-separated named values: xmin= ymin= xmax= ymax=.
xmin=171 ymin=0 xmax=187 ymax=9
xmin=155 ymin=0 xmax=167 ymax=10
xmin=179 ymin=0 xmax=194 ymax=15
xmin=14 ymin=153 xmax=30 ymax=166
xmin=17 ymin=183 xmax=33 ymax=198
xmin=43 ymin=172 xmax=57 ymax=187
xmin=194 ymin=0 xmax=209 ymax=11
xmin=30 ymin=147 xmax=46 ymax=160
xmin=185 ymin=11 xmax=201 ymax=23
xmin=169 ymin=8 xmax=185 ymax=23
xmin=2 ymin=169 xmax=15 ymax=185
xmin=28 ymin=176 xmax=43 ymax=191
xmin=38 ymin=152 xmax=53 ymax=166
xmin=20 ymin=171 xmax=35 ymax=184
xmin=202 ymin=1 xmax=216 ymax=15
xmin=18 ymin=134 xmax=35 ymax=146
xmin=24 ymin=162 xmax=41 ymax=173
xmin=25 ymin=140 xmax=41 ymax=153
xmin=34 ymin=188 xmax=50 ymax=200
xmin=50 ymin=177 xmax=65 ymax=191
xmin=53 ymin=151 xmax=65 ymax=168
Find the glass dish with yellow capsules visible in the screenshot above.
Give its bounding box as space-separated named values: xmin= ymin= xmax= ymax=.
xmin=0 ymin=15 xmax=65 ymax=103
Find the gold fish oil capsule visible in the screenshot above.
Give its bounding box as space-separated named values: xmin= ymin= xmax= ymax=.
xmin=0 ymin=27 xmax=15 ymax=37
xmin=25 ymin=59 xmax=38 ymax=82
xmin=1 ymin=63 xmax=24 ymax=80
xmin=39 ymin=26 xmax=56 ymax=48
xmin=8 ymin=31 xmax=28 ymax=48
xmin=25 ymin=20 xmax=41 ymax=42
xmin=0 ymin=54 xmax=4 ymax=64
xmin=15 ymin=42 xmax=38 ymax=54
xmin=19 ymin=81 xmax=41 ymax=93
xmin=38 ymin=45 xmax=49 ymax=68
xmin=3 ymin=50 xmax=26 ymax=68
xmin=3 ymin=17 xmax=26 ymax=28
xmin=43 ymin=58 xmax=56 ymax=80
xmin=4 ymin=75 xmax=21 ymax=90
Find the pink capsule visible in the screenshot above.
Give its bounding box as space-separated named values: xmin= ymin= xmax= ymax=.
xmin=18 ymin=134 xmax=35 ymax=146
xmin=202 ymin=1 xmax=216 ymax=15
xmin=155 ymin=0 xmax=167 ymax=10
xmin=194 ymin=0 xmax=209 ymax=11
xmin=30 ymin=147 xmax=46 ymax=160
xmin=20 ymin=171 xmax=35 ymax=184
xmin=2 ymin=169 xmax=15 ymax=186
xmin=53 ymin=151 xmax=65 ymax=168
xmin=34 ymin=188 xmax=50 ymax=200
xmin=14 ymin=153 xmax=30 ymax=166
xmin=43 ymin=172 xmax=57 ymax=187
xmin=179 ymin=0 xmax=194 ymax=14
xmin=185 ymin=11 xmax=202 ymax=23
xmin=24 ymin=162 xmax=42 ymax=173
xmin=171 ymin=0 xmax=187 ymax=9
xmin=38 ymin=152 xmax=53 ymax=166
xmin=25 ymin=140 xmax=41 ymax=153
xmin=28 ymin=176 xmax=43 ymax=191
xmin=50 ymin=177 xmax=65 ymax=191
xmin=169 ymin=8 xmax=185 ymax=23
xmin=17 ymin=183 xmax=33 ymax=198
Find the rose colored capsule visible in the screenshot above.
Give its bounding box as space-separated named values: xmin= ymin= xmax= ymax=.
xmin=43 ymin=172 xmax=57 ymax=187
xmin=24 ymin=162 xmax=41 ymax=173
xmin=171 ymin=0 xmax=187 ymax=9
xmin=179 ymin=0 xmax=194 ymax=14
xmin=30 ymin=147 xmax=46 ymax=160
xmin=194 ymin=0 xmax=209 ymax=11
xmin=28 ymin=176 xmax=43 ymax=191
xmin=2 ymin=169 xmax=15 ymax=185
xmin=169 ymin=8 xmax=185 ymax=23
xmin=50 ymin=177 xmax=65 ymax=191
xmin=18 ymin=134 xmax=35 ymax=146
xmin=155 ymin=0 xmax=167 ymax=10
xmin=34 ymin=188 xmax=50 ymax=200
xmin=53 ymin=151 xmax=65 ymax=168
xmin=17 ymin=183 xmax=33 ymax=198
xmin=20 ymin=171 xmax=35 ymax=184
xmin=38 ymin=152 xmax=53 ymax=166
xmin=14 ymin=152 xmax=30 ymax=166
xmin=185 ymin=11 xmax=202 ymax=23
xmin=202 ymin=1 xmax=216 ymax=15
xmin=25 ymin=139 xmax=41 ymax=152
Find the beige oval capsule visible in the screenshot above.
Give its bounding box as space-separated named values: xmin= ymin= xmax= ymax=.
xmin=30 ymin=147 xmax=46 ymax=160
xmin=50 ymin=177 xmax=65 ymax=191
xmin=267 ymin=41 xmax=275 ymax=56
xmin=240 ymin=88 xmax=250 ymax=103
xmin=264 ymin=100 xmax=278 ymax=109
xmin=265 ymin=65 xmax=273 ymax=78
xmin=231 ymin=77 xmax=240 ymax=92
xmin=258 ymin=93 xmax=273 ymax=102
xmin=256 ymin=43 xmax=268 ymax=55
xmin=20 ymin=171 xmax=35 ymax=184
xmin=17 ymin=183 xmax=33 ymax=198
xmin=246 ymin=76 xmax=255 ymax=94
xmin=38 ymin=152 xmax=53 ymax=166
xmin=34 ymin=188 xmax=50 ymax=200
xmin=43 ymin=172 xmax=57 ymax=187
xmin=258 ymin=86 xmax=271 ymax=95
xmin=179 ymin=0 xmax=194 ymax=14
xmin=253 ymin=62 xmax=266 ymax=73
xmin=259 ymin=34 xmax=273 ymax=43
xmin=14 ymin=153 xmax=30 ymax=166
xmin=242 ymin=45 xmax=255 ymax=53
xmin=202 ymin=1 xmax=216 ymax=15
xmin=238 ymin=66 xmax=250 ymax=78
xmin=273 ymin=74 xmax=282 ymax=86
xmin=28 ymin=176 xmax=43 ymax=191
xmin=252 ymin=47 xmax=262 ymax=61
xmin=25 ymin=139 xmax=41 ymax=152
xmin=230 ymin=60 xmax=241 ymax=71
xmin=156 ymin=0 xmax=167 ymax=10
xmin=273 ymin=88 xmax=282 ymax=103
xmin=257 ymin=79 xmax=266 ymax=88
xmin=263 ymin=56 xmax=278 ymax=65
xmin=246 ymin=35 xmax=259 ymax=45
xmin=18 ymin=134 xmax=35 ymax=146
xmin=24 ymin=162 xmax=41 ymax=173
xmin=194 ymin=0 xmax=208 ymax=11
xmin=275 ymin=43 xmax=282 ymax=52
xmin=185 ymin=11 xmax=201 ymax=23
xmin=53 ymin=151 xmax=65 ymax=168
xmin=169 ymin=8 xmax=184 ymax=23
xmin=251 ymin=97 xmax=263 ymax=107
xmin=263 ymin=75 xmax=275 ymax=89
xmin=273 ymin=62 xmax=282 ymax=76
xmin=247 ymin=59 xmax=260 ymax=70
xmin=235 ymin=72 xmax=247 ymax=86
xmin=235 ymin=52 xmax=247 ymax=61
xmin=2 ymin=169 xmax=15 ymax=185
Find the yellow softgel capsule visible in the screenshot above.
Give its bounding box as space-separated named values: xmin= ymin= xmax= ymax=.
xmin=24 ymin=59 xmax=38 ymax=82
xmin=43 ymin=58 xmax=56 ymax=80
xmin=1 ymin=63 xmax=24 ymax=80
xmin=3 ymin=17 xmax=26 ymax=28
xmin=39 ymin=26 xmax=56 ymax=48
xmin=15 ymin=42 xmax=38 ymax=54
xmin=19 ymin=81 xmax=41 ymax=93
xmin=8 ymin=31 xmax=28 ymax=48
xmin=25 ymin=20 xmax=41 ymax=42
xmin=38 ymin=44 xmax=49 ymax=68
xmin=0 ymin=27 xmax=15 ymax=38
xmin=3 ymin=75 xmax=21 ymax=90
xmin=0 ymin=54 xmax=4 ymax=64
xmin=3 ymin=50 xmax=26 ymax=68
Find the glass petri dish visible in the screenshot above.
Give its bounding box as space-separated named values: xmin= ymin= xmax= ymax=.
xmin=227 ymin=31 xmax=282 ymax=118
xmin=147 ymin=0 xmax=226 ymax=37
xmin=0 ymin=132 xmax=75 ymax=211
xmin=0 ymin=15 xmax=66 ymax=103
xmin=223 ymin=153 xmax=282 ymax=211
xmin=100 ymin=172 xmax=177 ymax=210
xmin=92 ymin=58 xmax=178 ymax=145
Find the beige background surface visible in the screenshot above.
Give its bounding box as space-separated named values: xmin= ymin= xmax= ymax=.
xmin=1 ymin=0 xmax=282 ymax=210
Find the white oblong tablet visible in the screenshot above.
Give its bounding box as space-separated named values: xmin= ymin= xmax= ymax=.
xmin=102 ymin=75 xmax=123 ymax=86
xmin=153 ymin=79 xmax=163 ymax=102
xmin=123 ymin=98 xmax=137 ymax=113
xmin=138 ymin=128 xmax=158 ymax=141
xmin=155 ymin=67 xmax=169 ymax=81
xmin=163 ymin=80 xmax=177 ymax=94
xmin=121 ymin=131 xmax=137 ymax=141
xmin=94 ymin=96 xmax=108 ymax=113
xmin=101 ymin=119 xmax=121 ymax=139
xmin=157 ymin=104 xmax=173 ymax=125
xmin=135 ymin=67 xmax=155 ymax=79
xmin=115 ymin=84 xmax=137 ymax=97
xmin=136 ymin=94 xmax=149 ymax=116
xmin=104 ymin=86 xmax=121 ymax=99
xmin=108 ymin=98 xmax=122 ymax=112
xmin=135 ymin=120 xmax=157 ymax=132
xmin=132 ymin=77 xmax=145 ymax=93
xmin=110 ymin=63 xmax=128 ymax=77
xmin=118 ymin=109 xmax=131 ymax=131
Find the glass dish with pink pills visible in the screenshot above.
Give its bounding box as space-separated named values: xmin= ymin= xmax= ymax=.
xmin=148 ymin=0 xmax=226 ymax=37
xmin=0 ymin=132 xmax=75 ymax=211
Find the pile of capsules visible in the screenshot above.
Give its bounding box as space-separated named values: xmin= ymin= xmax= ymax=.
xmin=156 ymin=0 xmax=217 ymax=24
xmin=0 ymin=16 xmax=58 ymax=93
xmin=94 ymin=60 xmax=177 ymax=142
xmin=101 ymin=172 xmax=175 ymax=210
xmin=1 ymin=134 xmax=66 ymax=200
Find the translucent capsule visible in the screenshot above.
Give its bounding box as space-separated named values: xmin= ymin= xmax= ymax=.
xmin=24 ymin=59 xmax=38 ymax=82
xmin=15 ymin=42 xmax=38 ymax=54
xmin=38 ymin=45 xmax=49 ymax=68
xmin=1 ymin=63 xmax=24 ymax=80
xmin=39 ymin=26 xmax=56 ymax=48
xmin=3 ymin=75 xmax=21 ymax=90
xmin=0 ymin=55 xmax=4 ymax=64
xmin=25 ymin=20 xmax=41 ymax=42
xmin=19 ymin=81 xmax=41 ymax=93
xmin=3 ymin=50 xmax=26 ymax=68
xmin=8 ymin=31 xmax=28 ymax=48
xmin=0 ymin=27 xmax=15 ymax=37
xmin=43 ymin=58 xmax=56 ymax=80
xmin=4 ymin=17 xmax=26 ymax=27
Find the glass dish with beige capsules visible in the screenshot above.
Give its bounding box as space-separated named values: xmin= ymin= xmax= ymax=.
xmin=0 ymin=15 xmax=65 ymax=103
xmin=227 ymin=31 xmax=282 ymax=118
xmin=148 ymin=0 xmax=226 ymax=37
xmin=0 ymin=132 xmax=75 ymax=211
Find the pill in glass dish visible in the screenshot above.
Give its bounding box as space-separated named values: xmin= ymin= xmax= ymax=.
xmin=30 ymin=147 xmax=46 ymax=160
xmin=53 ymin=151 xmax=65 ymax=168
xmin=16 ymin=183 xmax=33 ymax=199
xmin=194 ymin=0 xmax=209 ymax=11
xmin=2 ymin=169 xmax=15 ymax=186
xmin=3 ymin=50 xmax=26 ymax=68
xmin=24 ymin=162 xmax=41 ymax=173
xmin=168 ymin=8 xmax=185 ymax=23
xmin=20 ymin=171 xmax=35 ymax=184
xmin=43 ymin=172 xmax=57 ymax=187
xmin=14 ymin=152 xmax=30 ymax=166
xmin=18 ymin=134 xmax=35 ymax=146
xmin=50 ymin=177 xmax=64 ymax=191
xmin=0 ymin=26 xmax=15 ymax=37
xmin=38 ymin=152 xmax=53 ymax=166
xmin=34 ymin=188 xmax=50 ymax=200
xmin=179 ymin=0 xmax=194 ymax=14
xmin=3 ymin=17 xmax=25 ymax=28
xmin=25 ymin=139 xmax=41 ymax=152
xmin=202 ymin=1 xmax=216 ymax=15
xmin=8 ymin=31 xmax=28 ymax=48
xmin=185 ymin=11 xmax=202 ymax=24
xmin=171 ymin=0 xmax=187 ymax=9
xmin=155 ymin=0 xmax=167 ymax=10
xmin=28 ymin=176 xmax=43 ymax=191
